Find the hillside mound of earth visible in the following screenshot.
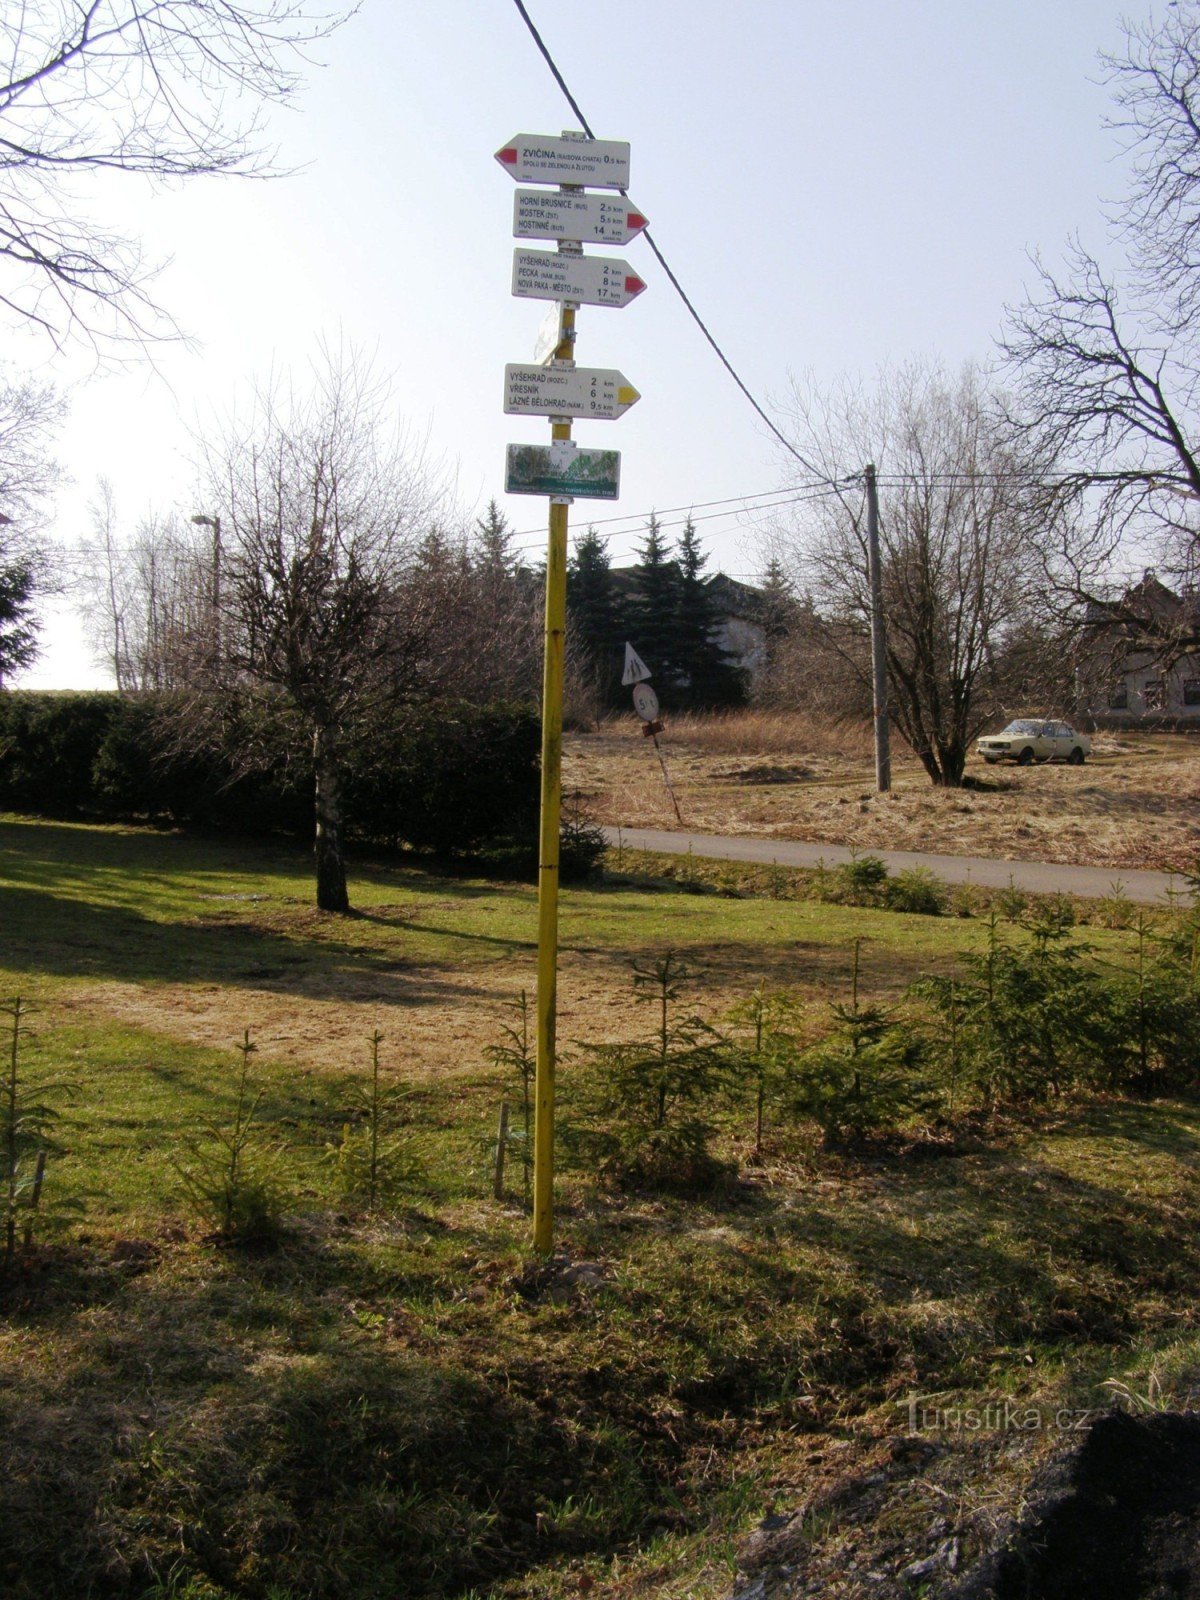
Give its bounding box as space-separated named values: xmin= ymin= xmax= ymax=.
xmin=949 ymin=1410 xmax=1200 ymax=1600
xmin=727 ymin=1412 xmax=1200 ymax=1599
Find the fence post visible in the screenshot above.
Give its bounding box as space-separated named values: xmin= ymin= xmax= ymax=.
xmin=493 ymin=1101 xmax=510 ymax=1201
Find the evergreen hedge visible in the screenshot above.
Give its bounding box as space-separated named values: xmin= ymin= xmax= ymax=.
xmin=0 ymin=692 xmax=540 ymax=857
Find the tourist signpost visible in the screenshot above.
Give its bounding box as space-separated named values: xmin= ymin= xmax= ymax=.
xmin=503 ymin=363 xmax=640 ymax=421
xmin=495 ymin=133 xmax=631 ymax=188
xmin=499 ymin=129 xmax=645 ymax=1253
xmin=513 ymin=189 xmax=648 ymax=246
xmin=511 ymin=249 xmax=646 ymax=308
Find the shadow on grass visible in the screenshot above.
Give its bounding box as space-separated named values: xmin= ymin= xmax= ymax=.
xmin=759 ymin=1120 xmax=1200 ymax=1368
xmin=0 ymin=1230 xmax=676 ymax=1600
xmin=0 ymin=817 xmax=546 ymax=1003
xmin=0 ymin=882 xmax=496 ymax=1007
xmin=1073 ymin=1095 xmax=1200 ymax=1159
xmin=350 ymin=906 xmax=537 ymax=954
xmin=551 ymin=1096 xmax=1200 ymax=1416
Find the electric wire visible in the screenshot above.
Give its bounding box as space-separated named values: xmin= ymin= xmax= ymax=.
xmin=494 ymin=471 xmax=1191 ymax=566
xmin=507 ymin=480 xmax=840 ymax=542
xmin=501 ymin=483 xmax=845 ymax=561
xmin=507 ymin=0 xmax=836 ymax=484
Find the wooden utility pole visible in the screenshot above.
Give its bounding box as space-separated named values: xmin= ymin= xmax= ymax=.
xmin=864 ymin=463 xmax=891 ymax=792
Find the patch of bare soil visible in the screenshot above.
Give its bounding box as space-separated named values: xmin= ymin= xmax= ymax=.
xmin=567 ymin=723 xmax=1200 ymax=871
xmin=58 ymin=942 xmax=814 ymax=1078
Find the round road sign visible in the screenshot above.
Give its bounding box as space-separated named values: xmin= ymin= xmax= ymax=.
xmin=632 ymin=681 xmax=660 ymax=722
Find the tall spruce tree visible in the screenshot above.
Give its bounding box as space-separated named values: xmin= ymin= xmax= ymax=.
xmin=567 ymin=524 xmax=621 ymax=703
xmin=0 ymin=558 xmax=40 ymax=685
xmin=759 ymin=557 xmax=802 ymax=654
xmin=674 ymin=516 xmax=715 ymax=705
xmin=759 ymin=558 xmax=796 ymax=636
xmin=674 ymin=516 xmax=744 ymax=707
xmin=629 ymin=513 xmax=680 ymax=695
xmin=474 ymin=498 xmax=518 ymax=578
xmin=753 ymin=557 xmax=801 ymax=701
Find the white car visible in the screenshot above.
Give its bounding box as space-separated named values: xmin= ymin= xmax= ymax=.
xmin=977 ymin=719 xmax=1092 ymax=766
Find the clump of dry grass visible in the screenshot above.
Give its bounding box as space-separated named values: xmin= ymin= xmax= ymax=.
xmin=633 ymin=708 xmax=874 ymax=760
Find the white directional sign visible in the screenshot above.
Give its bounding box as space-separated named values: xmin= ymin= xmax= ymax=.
xmin=622 ymin=643 xmax=652 ymax=686
xmin=495 ymin=134 xmax=631 ymax=189
xmin=506 ymin=442 xmax=621 ymax=500
xmin=514 ymin=189 xmax=648 ymax=246
xmin=512 ymin=249 xmax=646 ymax=309
xmin=504 ymin=364 xmax=640 ymax=420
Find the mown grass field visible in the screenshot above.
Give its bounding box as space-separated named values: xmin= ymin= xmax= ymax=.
xmin=2 ymin=815 xmax=1199 ymax=1600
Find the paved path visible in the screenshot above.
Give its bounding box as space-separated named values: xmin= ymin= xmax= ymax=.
xmin=603 ymin=826 xmax=1185 ymax=905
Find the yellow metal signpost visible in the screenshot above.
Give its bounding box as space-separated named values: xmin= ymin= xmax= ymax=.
xmin=497 ymin=131 xmax=642 ymax=1253
xmin=534 ymin=317 xmax=573 ymax=1256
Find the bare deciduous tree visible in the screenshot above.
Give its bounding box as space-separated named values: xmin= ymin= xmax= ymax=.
xmin=1002 ymin=3 xmax=1200 ymax=622
xmin=399 ymin=523 xmax=543 ymax=706
xmin=0 ymin=369 xmax=63 ymax=682
xmin=1 ymin=0 xmax=349 ymax=350
xmin=183 ymin=356 xmax=442 ymax=912
xmin=77 ymin=478 xmax=132 ymax=688
xmin=75 ymin=487 xmax=202 ymax=690
xmin=771 ymin=363 xmax=1040 ymax=787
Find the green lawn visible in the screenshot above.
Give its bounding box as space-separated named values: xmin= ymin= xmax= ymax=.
xmin=1 ymin=816 xmax=1198 ymax=1600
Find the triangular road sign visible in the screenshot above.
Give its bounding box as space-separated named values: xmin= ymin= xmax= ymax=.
xmin=622 ymin=642 xmax=652 ymax=686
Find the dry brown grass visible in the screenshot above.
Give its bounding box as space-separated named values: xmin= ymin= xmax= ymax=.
xmin=633 ymin=707 xmax=875 ymax=759
xmin=567 ymin=713 xmax=1200 ymax=872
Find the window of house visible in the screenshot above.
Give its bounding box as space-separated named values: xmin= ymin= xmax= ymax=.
xmin=1184 ymin=679 xmax=1200 ymax=707
xmin=1109 ymin=684 xmax=1129 ymax=710
xmin=1144 ymin=679 xmax=1166 ymax=710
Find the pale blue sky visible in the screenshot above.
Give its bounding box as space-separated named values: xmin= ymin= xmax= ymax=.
xmin=17 ymin=0 xmax=1133 ymax=684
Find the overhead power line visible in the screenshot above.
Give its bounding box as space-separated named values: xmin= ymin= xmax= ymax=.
xmin=507 ymin=480 xmax=836 ymax=541
xmin=507 ymin=0 xmax=835 ymax=484
xmin=502 ymin=483 xmax=844 ymax=560
xmin=494 ymin=468 xmax=1186 ymax=563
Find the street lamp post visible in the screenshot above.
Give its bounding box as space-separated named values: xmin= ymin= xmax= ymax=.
xmin=190 ymin=513 xmax=222 ymax=658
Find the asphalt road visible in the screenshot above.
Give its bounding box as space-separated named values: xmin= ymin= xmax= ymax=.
xmin=603 ymin=826 xmax=1186 ymax=905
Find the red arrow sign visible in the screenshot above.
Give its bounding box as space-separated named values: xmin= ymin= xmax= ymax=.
xmin=495 ymin=134 xmax=631 ymax=189
xmin=512 ymin=189 xmax=648 ymax=246
xmin=512 ymin=249 xmax=647 ymax=309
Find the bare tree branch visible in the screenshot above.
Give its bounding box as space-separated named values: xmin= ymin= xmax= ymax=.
xmin=0 ymin=1 xmax=352 ymax=352
xmin=1002 ymin=5 xmax=1200 ymax=605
